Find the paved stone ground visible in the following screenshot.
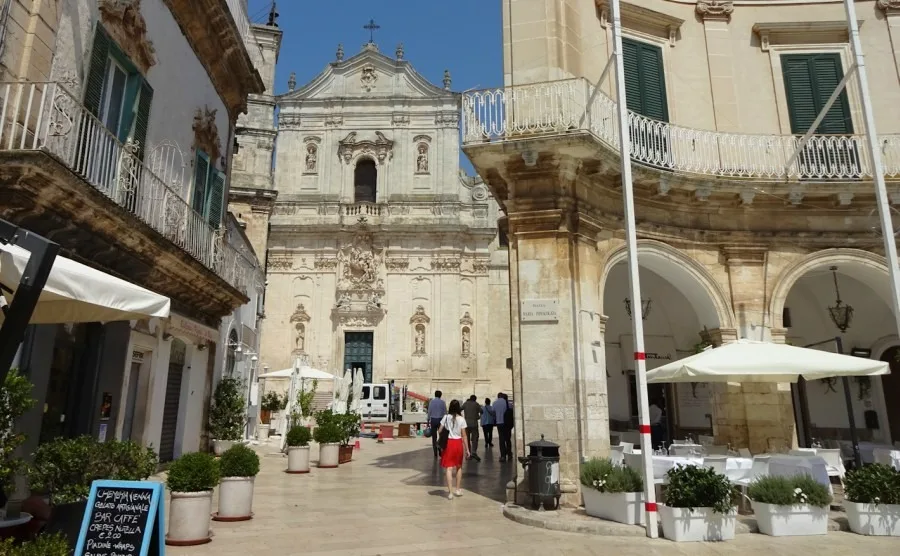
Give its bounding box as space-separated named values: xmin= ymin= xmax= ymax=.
xmin=165 ymin=438 xmax=899 ymax=556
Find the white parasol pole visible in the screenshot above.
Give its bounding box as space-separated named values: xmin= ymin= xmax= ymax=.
xmin=609 ymin=0 xmax=658 ymax=538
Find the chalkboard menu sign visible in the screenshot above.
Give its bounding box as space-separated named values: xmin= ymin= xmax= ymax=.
xmin=75 ymin=480 xmax=165 ymax=556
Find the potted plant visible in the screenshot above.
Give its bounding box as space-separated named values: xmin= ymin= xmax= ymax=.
xmin=660 ymin=465 xmax=737 ymax=542
xmin=843 ymin=463 xmax=900 ymax=536
xmin=313 ymin=410 xmax=341 ymax=469
xmin=286 ymin=426 xmax=312 ymax=474
xmin=210 ymin=378 xmax=246 ymax=455
xmin=748 ymin=474 xmax=831 ymax=536
xmin=259 ymin=391 xmax=282 ymax=425
xmin=336 ymin=412 xmax=361 ymax=464
xmin=579 ymin=457 xmax=644 ymax=525
xmin=165 ymin=452 xmax=219 ymax=546
xmin=29 ymin=437 xmax=157 ymax=548
xmin=292 ymin=380 xmax=318 ymax=429
xmin=0 ymin=532 xmax=69 ymax=555
xmin=213 ymin=444 xmax=259 ymax=522
xmin=0 ymin=370 xmax=35 ymax=517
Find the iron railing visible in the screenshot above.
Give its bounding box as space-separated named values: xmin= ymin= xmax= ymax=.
xmin=0 ymin=81 xmax=255 ymax=294
xmin=462 ymin=77 xmax=900 ymax=181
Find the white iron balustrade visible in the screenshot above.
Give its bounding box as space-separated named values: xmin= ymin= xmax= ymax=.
xmin=462 ymin=78 xmax=900 ymax=181
xmin=0 ymin=81 xmax=254 ymax=294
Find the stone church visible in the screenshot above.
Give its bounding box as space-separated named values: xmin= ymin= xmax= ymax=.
xmin=231 ymin=33 xmax=512 ymax=400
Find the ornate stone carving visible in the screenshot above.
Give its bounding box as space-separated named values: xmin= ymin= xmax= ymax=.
xmin=459 ymin=312 xmax=474 ymax=326
xmin=338 ymin=230 xmax=384 ymax=290
xmin=287 ymin=72 xmax=297 ymax=91
xmin=192 ymin=106 xmax=221 ymax=163
xmin=443 ymin=69 xmax=452 ymax=90
xmin=325 ymin=114 xmax=343 ymax=127
xmin=415 ymin=143 xmax=429 ymax=174
xmin=338 ymin=131 xmax=393 ymax=164
xmin=305 ymin=143 xmax=318 ymax=173
xmin=279 ymin=113 xmax=302 ymax=129
xmin=385 ymin=258 xmax=409 ymax=271
xmin=410 ymin=306 xmax=430 ymax=356
xmin=336 ymin=43 xmax=344 ymax=61
xmin=435 ymin=112 xmax=459 ymax=126
xmin=695 ymin=1 xmax=734 ymax=21
xmin=395 ymin=43 xmax=404 ymax=60
xmin=341 ymin=315 xmax=375 ymax=328
xmin=290 ymin=303 xmax=311 ymax=354
xmin=471 ymin=184 xmax=489 ymax=201
xmin=361 ymin=64 xmax=377 ymax=92
xmin=431 ymin=257 xmax=460 ymax=271
xmin=267 ymin=257 xmax=293 ymax=270
xmin=879 ymin=0 xmax=900 ymax=15
xmin=410 ymin=305 xmax=431 ymax=325
xmin=98 ymin=0 xmax=156 ymax=73
xmin=314 ymin=256 xmax=338 ymax=270
xmin=391 ymin=113 xmax=410 ymax=126
xmin=461 ymin=326 xmax=471 ymax=357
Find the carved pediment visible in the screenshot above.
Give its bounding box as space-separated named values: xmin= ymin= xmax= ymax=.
xmin=338 ymin=131 xmax=394 ymax=164
xmin=290 ymin=303 xmax=311 ymax=323
xmin=99 ymin=0 xmax=157 ymax=73
xmin=459 ymin=312 xmax=473 ymax=326
xmin=337 ymin=230 xmax=384 ymax=290
xmin=410 ymin=305 xmax=431 ymax=325
xmin=192 ymin=106 xmax=221 ymax=163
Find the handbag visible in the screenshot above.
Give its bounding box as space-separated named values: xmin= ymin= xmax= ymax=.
xmin=438 ymin=416 xmax=450 ymax=451
xmin=423 ymin=426 xmax=432 ymax=438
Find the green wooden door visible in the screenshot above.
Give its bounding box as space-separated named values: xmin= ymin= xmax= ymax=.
xmin=344 ymin=332 xmax=374 ymax=383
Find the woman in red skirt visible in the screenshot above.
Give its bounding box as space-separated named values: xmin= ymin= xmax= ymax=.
xmin=438 ymin=399 xmax=469 ymax=499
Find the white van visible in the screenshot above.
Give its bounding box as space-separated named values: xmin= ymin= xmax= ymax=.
xmin=358 ymin=383 xmax=390 ymax=422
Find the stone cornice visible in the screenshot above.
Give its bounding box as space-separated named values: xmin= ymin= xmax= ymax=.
xmin=228 ymin=186 xmax=278 ymax=211
xmin=98 ymin=0 xmax=157 ymax=73
xmin=596 ymin=0 xmax=685 ymax=46
xmin=162 ymin=0 xmax=264 ymax=120
xmin=878 ymin=0 xmax=900 ymax=15
xmin=695 ymin=1 xmax=734 ymax=22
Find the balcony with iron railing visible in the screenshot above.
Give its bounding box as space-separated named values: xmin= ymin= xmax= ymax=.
xmin=0 ymin=81 xmax=256 ymax=319
xmin=461 ymin=78 xmax=900 ymax=183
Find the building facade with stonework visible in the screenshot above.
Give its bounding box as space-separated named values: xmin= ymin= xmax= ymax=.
xmin=232 ymin=39 xmax=513 ymax=401
xmin=465 ymin=0 xmax=900 ymax=503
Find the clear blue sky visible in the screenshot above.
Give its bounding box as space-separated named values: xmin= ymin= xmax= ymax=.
xmin=247 ymin=1 xmax=503 ymax=96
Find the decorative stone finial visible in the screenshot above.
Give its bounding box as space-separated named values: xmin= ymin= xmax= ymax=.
xmin=287 ymin=72 xmax=296 ymax=92
xmin=336 ymin=43 xmax=344 ymax=62
xmin=695 ymin=0 xmax=734 ymax=21
xmin=396 ymin=43 xmax=404 ymax=60
xmin=443 ymin=69 xmax=452 ymax=90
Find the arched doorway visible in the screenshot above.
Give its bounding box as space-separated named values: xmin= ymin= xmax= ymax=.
xmin=354 ymin=158 xmax=377 ymax=203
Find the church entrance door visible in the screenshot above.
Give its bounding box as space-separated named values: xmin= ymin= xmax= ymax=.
xmin=344 ymin=331 xmax=374 ymax=383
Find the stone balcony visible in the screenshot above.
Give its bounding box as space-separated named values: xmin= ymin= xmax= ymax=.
xmin=270 ymin=200 xmax=495 ymax=233
xmin=0 ymin=81 xmax=254 ymax=325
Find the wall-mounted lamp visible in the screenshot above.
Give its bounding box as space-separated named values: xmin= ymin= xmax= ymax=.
xmin=162 ymin=332 xmax=173 ymax=341
xmin=197 ymin=344 xmax=207 ymax=351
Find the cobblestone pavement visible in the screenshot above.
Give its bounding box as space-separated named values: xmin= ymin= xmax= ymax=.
xmin=165 ymin=438 xmax=899 ymax=556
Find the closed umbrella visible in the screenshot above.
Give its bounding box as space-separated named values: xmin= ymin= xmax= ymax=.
xmin=351 ymin=369 xmax=364 ymax=414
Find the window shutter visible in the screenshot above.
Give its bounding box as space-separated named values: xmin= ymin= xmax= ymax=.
xmin=620 ymin=38 xmax=668 ymax=122
xmin=192 ymin=153 xmax=209 ymax=215
xmin=811 ymin=56 xmax=852 ymax=134
xmin=84 ymin=26 xmax=111 ymax=116
xmin=621 ymin=38 xmax=643 ymax=114
xmin=206 ymin=170 xmax=226 ymax=228
xmin=781 ymin=54 xmax=852 ymax=135
xmin=131 ymin=80 xmax=154 ymax=161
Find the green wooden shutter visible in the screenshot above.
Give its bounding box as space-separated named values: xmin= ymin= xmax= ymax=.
xmin=84 ymin=26 xmax=111 ymax=116
xmin=206 ymin=170 xmax=226 ymax=228
xmin=781 ymin=54 xmax=853 ymax=135
xmin=192 ymin=153 xmax=210 ymax=215
xmin=621 ymin=38 xmax=669 ymax=122
xmin=130 ymin=80 xmax=153 ymax=161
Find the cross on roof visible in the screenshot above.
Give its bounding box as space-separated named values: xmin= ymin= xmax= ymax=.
xmin=363 ymin=19 xmax=380 ymax=43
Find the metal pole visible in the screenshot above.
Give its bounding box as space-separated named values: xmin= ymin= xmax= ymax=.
xmin=577 ymin=54 xmax=616 ymax=129
xmin=834 ymin=336 xmax=862 ymax=469
xmin=843 ymin=0 xmax=900 ymax=336
xmin=609 ymin=0 xmax=657 ymax=538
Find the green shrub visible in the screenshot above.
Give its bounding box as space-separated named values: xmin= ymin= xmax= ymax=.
xmin=209 ymin=378 xmax=246 ymax=442
xmin=101 ymin=440 xmax=158 ymax=481
xmin=844 ymin=464 xmax=900 ymax=505
xmin=748 ymin=474 xmax=831 ymax=508
xmin=0 ymin=369 xmax=35 ymax=497
xmin=0 ymin=533 xmax=69 ymax=556
xmin=219 ymin=444 xmax=260 ymax=478
xmin=166 ymin=452 xmax=220 ymax=492
xmin=260 ymin=391 xmax=284 ymax=412
xmin=579 ymin=458 xmax=643 ymax=493
xmin=335 ymin=413 xmax=361 ymax=446
xmin=314 ymin=409 xmax=336 ymax=427
xmin=312 ymin=422 xmax=343 ymax=444
xmin=286 ymin=426 xmax=312 ymax=447
xmin=665 ymin=465 xmax=735 ymax=514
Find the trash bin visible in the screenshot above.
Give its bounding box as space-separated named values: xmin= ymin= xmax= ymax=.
xmin=517 ymin=435 xmax=560 ymax=511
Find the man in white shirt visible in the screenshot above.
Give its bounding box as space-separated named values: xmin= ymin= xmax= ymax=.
xmin=649 ymin=398 xmax=665 ymax=450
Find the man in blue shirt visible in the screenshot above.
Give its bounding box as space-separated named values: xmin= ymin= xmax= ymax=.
xmin=492 ymin=393 xmax=510 ymax=461
xmin=427 ymin=390 xmax=447 ymax=457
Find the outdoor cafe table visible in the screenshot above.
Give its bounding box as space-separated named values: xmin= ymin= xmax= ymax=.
xmin=650 ymin=455 xmax=753 ymax=482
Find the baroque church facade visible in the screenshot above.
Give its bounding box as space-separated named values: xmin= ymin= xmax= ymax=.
xmin=232 ymin=35 xmax=512 ymax=399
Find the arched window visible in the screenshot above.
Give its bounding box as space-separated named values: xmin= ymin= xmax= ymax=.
xmin=226 ymin=329 xmax=238 ymax=377
xmin=354 ymin=158 xmax=377 ymax=203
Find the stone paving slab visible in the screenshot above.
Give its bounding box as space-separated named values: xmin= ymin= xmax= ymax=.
xmin=162 ymin=438 xmax=899 ymax=556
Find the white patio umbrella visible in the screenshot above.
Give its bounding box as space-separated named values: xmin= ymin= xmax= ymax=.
xmin=351 ymin=368 xmax=364 ymax=414
xmin=336 ymin=369 xmax=352 ymax=414
xmin=0 ymin=242 xmax=170 ymax=323
xmin=259 ymin=366 xmax=335 ymax=380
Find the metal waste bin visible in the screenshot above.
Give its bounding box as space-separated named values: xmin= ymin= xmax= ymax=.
xmin=517 ymin=435 xmax=560 ymax=511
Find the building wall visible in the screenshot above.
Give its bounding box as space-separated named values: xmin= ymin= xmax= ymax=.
xmin=0 ymin=0 xmax=61 ymax=82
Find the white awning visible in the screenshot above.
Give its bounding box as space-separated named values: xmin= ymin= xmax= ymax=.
xmin=259 ymin=366 xmax=336 ymax=380
xmin=0 ymin=243 xmax=170 ymax=324
xmin=646 ymin=339 xmax=889 ymax=384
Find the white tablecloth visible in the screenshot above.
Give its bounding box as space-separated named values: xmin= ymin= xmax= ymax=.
xmin=872 ymin=448 xmax=900 ymax=471
xmin=716 ymin=457 xmax=753 ymax=482
xmin=650 ymin=456 xmax=752 ymax=482
xmin=767 ymin=455 xmax=830 ymax=488
xmin=838 ymin=441 xmax=894 ymax=464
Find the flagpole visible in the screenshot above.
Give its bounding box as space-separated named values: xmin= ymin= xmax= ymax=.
xmin=609 ymin=0 xmax=658 ymax=538
xmin=841 ymin=0 xmax=900 ymax=338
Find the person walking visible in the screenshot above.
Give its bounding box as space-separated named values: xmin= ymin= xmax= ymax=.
xmin=462 ymin=395 xmax=482 ymax=460
xmin=427 ymin=390 xmax=447 ymax=458
xmin=481 ymin=397 xmax=495 ymax=449
xmin=438 ymin=399 xmax=469 ymax=499
xmin=492 ymin=393 xmax=510 ymax=461
xmin=500 ymin=393 xmax=514 ymax=460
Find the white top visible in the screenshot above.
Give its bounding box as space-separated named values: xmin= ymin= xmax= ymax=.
xmin=649 ymin=404 xmax=662 ymax=425
xmin=441 ymin=414 xmax=465 ymax=439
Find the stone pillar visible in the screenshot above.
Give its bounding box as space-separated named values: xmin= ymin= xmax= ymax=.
xmin=696 ymin=1 xmax=741 ymax=132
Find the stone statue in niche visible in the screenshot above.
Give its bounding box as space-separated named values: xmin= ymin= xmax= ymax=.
xmin=305 ymin=144 xmax=317 ymax=172
xmin=414 ymin=324 xmax=426 ymax=355
xmin=416 ymin=143 xmax=428 ymax=173
xmin=461 ymin=326 xmax=470 ymax=356
xmin=295 ymin=323 xmax=306 ymax=352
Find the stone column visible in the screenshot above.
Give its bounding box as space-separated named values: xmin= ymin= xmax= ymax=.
xmin=696 ymin=2 xmax=741 ymax=132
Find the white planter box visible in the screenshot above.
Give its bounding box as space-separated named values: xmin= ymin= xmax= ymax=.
xmin=257 ymin=424 xmax=270 ymax=441
xmin=318 ymin=442 xmax=340 ymax=468
xmin=582 ymin=489 xmax=645 ymax=525
xmin=845 ymin=501 xmax=900 ymax=537
xmin=751 ymin=501 xmax=828 ymax=536
xmin=213 ymin=439 xmax=235 ymax=456
xmin=215 ymin=477 xmax=254 ymax=521
xmin=167 ymin=490 xmax=212 ymax=545
xmin=287 ymin=446 xmax=311 ymax=474
xmin=659 ymin=505 xmax=736 ymax=542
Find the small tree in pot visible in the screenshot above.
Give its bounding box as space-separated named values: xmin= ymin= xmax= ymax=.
xmin=165 ymin=452 xmax=219 ymax=546
xmin=210 ymin=378 xmax=246 ymax=455
xmin=313 ymin=410 xmax=342 ymax=469
xmin=285 ymin=426 xmax=312 ymax=474
xmin=579 ymin=458 xmax=644 ymax=525
xmin=336 ymin=413 xmax=361 ymax=464
xmin=843 ymin=463 xmax=900 ymax=536
xmin=660 ymin=465 xmax=737 ymax=542
xmin=748 ymin=474 xmax=831 ymax=536
xmin=0 ymin=369 xmax=35 ymax=515
xmin=214 ymin=444 xmax=259 ymax=522
xmin=259 ymin=391 xmax=282 ymax=425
